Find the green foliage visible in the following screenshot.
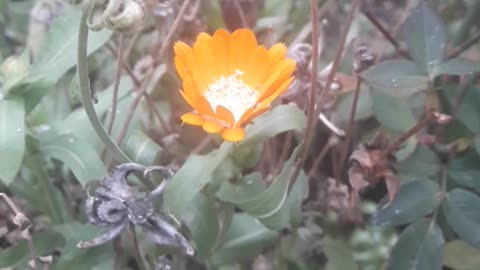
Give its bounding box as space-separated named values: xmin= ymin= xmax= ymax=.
xmin=387 ymin=219 xmax=444 ymax=270
xmin=0 ymin=97 xmax=25 ymax=184
xmin=0 ymin=0 xmax=480 ymax=269
xmin=373 ymin=180 xmax=440 ymax=227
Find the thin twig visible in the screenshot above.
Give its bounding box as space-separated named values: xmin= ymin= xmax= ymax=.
xmin=273 ymin=132 xmax=293 ymax=176
xmin=307 ymin=136 xmax=339 ymax=179
xmin=0 ymin=193 xmax=36 ymax=264
xmin=105 ymin=44 xmax=172 ymax=133
xmin=448 ymin=31 xmax=480 ymax=59
xmin=338 ymin=76 xmax=362 ymax=174
xmin=107 ymin=34 xmax=125 ymax=135
xmin=232 ymin=0 xmax=248 ymax=28
xmin=154 ymin=0 xmax=191 ymax=65
xmin=382 ymin=110 xmax=436 ymax=158
xmin=291 ymin=0 xmax=359 ymax=190
xmin=363 ymin=10 xmax=410 ymax=59
xmin=453 ymin=75 xmax=478 ymax=114
xmin=115 ymin=73 xmax=153 ymax=146
xmin=191 ymin=135 xmax=213 ymax=155
xmin=299 ymin=0 xmax=321 ymax=173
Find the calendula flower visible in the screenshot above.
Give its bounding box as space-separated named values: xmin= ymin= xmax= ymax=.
xmin=174 ymin=29 xmax=296 ymax=142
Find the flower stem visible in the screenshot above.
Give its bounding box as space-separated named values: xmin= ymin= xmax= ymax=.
xmin=77 ymin=11 xmax=131 ymax=164
xmin=77 ymin=11 xmax=155 ymax=189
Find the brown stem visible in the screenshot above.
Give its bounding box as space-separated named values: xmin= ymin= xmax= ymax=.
xmin=307 ymin=136 xmax=339 ymax=179
xmin=363 ymin=10 xmax=410 ymax=59
xmin=448 ymin=31 xmax=480 ymax=59
xmin=107 ymin=34 xmax=125 ymax=135
xmin=191 ymin=135 xmax=213 ymax=155
xmin=115 ymin=73 xmax=153 ymax=147
xmin=382 ymin=110 xmax=436 ymax=158
xmin=154 ymin=0 xmax=191 ymax=65
xmin=273 ymin=132 xmax=293 ymax=176
xmin=339 ymin=76 xmax=362 ymax=174
xmin=232 ymin=0 xmax=248 ymax=28
xmin=291 ymin=0 xmax=359 ymax=190
xmin=105 ymin=43 xmax=171 ymax=134
xmin=302 ymin=0 xmax=320 ymax=165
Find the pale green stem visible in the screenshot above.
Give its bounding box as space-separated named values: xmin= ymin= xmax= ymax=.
xmin=77 ymin=10 xmax=154 ymax=189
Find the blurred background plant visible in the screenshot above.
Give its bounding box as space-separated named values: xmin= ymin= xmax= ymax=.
xmin=0 ymin=0 xmax=480 ymax=269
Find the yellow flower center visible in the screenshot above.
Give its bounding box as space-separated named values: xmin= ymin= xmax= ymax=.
xmin=204 ymin=70 xmax=258 ymax=122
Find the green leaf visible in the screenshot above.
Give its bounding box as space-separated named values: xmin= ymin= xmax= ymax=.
xmin=11 ymin=79 xmax=50 ymax=114
xmin=55 ymin=76 xmax=134 ymax=149
xmin=373 ymin=180 xmax=440 ymax=227
xmin=0 ymin=229 xmax=65 ymax=268
xmin=29 ymin=6 xmax=112 ymax=83
xmin=371 ymin=89 xmax=417 ymax=132
xmin=323 ymin=237 xmax=359 ymax=270
xmin=51 ymin=222 xmax=114 ymax=270
xmin=209 ymin=213 xmax=277 ymax=266
xmin=181 ymin=193 xmax=219 ymax=259
xmin=360 ymin=60 xmax=428 ymax=95
xmin=122 ymin=129 xmax=163 ymax=166
xmin=443 ymin=189 xmax=480 ymax=249
xmin=240 ymin=104 xmax=307 ymax=146
xmin=475 ymin=137 xmax=480 ymax=157
xmin=387 ymin=219 xmax=444 ymax=270
xmin=334 ymin=86 xmax=373 ymax=124
xmin=458 ymin=86 xmax=480 ymax=133
xmin=448 ymin=150 xmax=480 ymax=191
xmin=0 ymin=97 xmax=25 ymax=184
xmin=164 ymin=142 xmax=234 ymax=216
xmin=443 ymin=240 xmax=480 ymax=270
xmin=258 ymin=170 xmax=308 ymax=230
xmin=40 ymin=134 xmax=107 ymax=186
xmin=395 ymin=145 xmax=440 ymax=181
xmin=216 ymin=145 xmax=303 ymax=229
xmin=401 ymin=2 xmax=446 ymax=74
xmin=430 ymin=59 xmax=480 ymax=78
xmin=217 ymin=172 xmax=266 ymax=202
xmin=23 ymin=154 xmax=68 ymax=223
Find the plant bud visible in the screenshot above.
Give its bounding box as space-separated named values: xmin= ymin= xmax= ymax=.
xmin=0 ymin=56 xmax=30 ymax=83
xmin=103 ymin=0 xmax=145 ymax=32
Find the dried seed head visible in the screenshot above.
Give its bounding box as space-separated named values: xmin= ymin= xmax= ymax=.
xmin=354 ymin=46 xmax=375 ymax=72
xmin=87 ymin=0 xmax=145 ymax=32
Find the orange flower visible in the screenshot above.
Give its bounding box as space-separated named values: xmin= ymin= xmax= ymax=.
xmin=174 ymin=29 xmax=296 ymax=142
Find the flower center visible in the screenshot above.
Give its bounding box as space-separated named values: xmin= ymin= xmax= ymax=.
xmin=203 ymin=70 xmax=258 ymax=123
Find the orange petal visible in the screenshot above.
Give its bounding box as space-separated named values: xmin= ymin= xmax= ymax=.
xmin=174 ymin=57 xmax=188 ymax=80
xmin=268 ymin=43 xmax=287 ymax=63
xmin=222 ymin=127 xmax=246 ymax=142
xmin=258 ymin=59 xmax=296 ymax=102
xmin=181 ymin=112 xmax=204 ymax=126
xmin=181 ymin=77 xmax=215 ymax=117
xmin=237 ymin=106 xmax=271 ymax=127
xmin=181 ymin=76 xmax=199 ymax=103
xmin=211 ymin=29 xmax=230 ymax=76
xmin=193 ymin=37 xmax=215 ymax=87
xmin=244 ymin=46 xmax=270 ymax=88
xmin=179 ymin=90 xmax=197 ymax=109
xmin=228 ymin=29 xmax=257 ymax=74
xmin=215 ymin=105 xmax=234 ymax=127
xmin=173 ymin=41 xmax=193 ymax=60
xmin=202 ymin=120 xmax=224 ymax=133
xmin=174 ymin=41 xmax=208 ymax=93
xmin=258 ymin=77 xmax=294 ymax=108
xmin=196 ymin=32 xmax=212 ymax=43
